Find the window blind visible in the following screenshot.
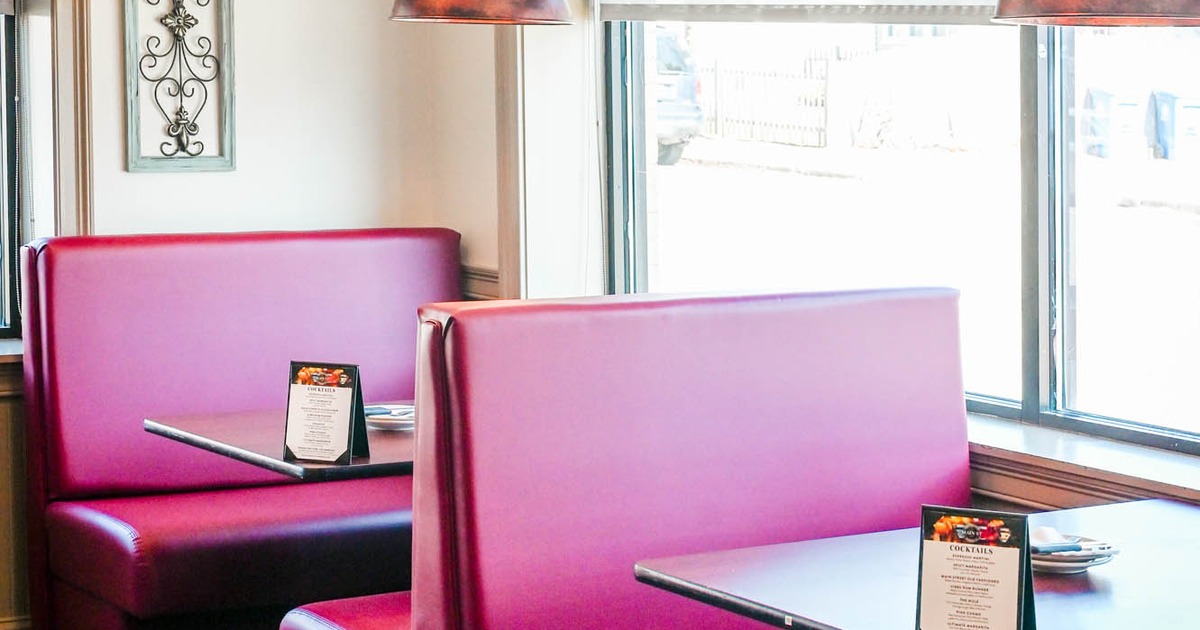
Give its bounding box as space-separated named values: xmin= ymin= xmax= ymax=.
xmin=599 ymin=0 xmax=1001 ymax=25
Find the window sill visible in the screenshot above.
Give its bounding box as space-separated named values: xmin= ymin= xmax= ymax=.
xmin=968 ymin=412 xmax=1200 ymax=510
xmin=0 ymin=338 xmax=20 ymax=363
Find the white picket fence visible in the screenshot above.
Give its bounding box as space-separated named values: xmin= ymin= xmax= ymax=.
xmin=698 ymin=57 xmax=830 ymax=148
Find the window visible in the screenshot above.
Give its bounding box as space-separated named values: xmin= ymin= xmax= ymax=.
xmin=604 ymin=4 xmax=1200 ymax=454
xmin=0 ymin=10 xmax=17 ymax=339
xmin=1054 ymin=27 xmax=1200 ymax=441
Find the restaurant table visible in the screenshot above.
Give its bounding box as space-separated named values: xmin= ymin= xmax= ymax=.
xmin=635 ymin=499 xmax=1200 ymax=629
xmin=144 ymin=407 xmax=414 ymax=481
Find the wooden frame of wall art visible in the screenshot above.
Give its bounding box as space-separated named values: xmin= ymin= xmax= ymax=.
xmin=124 ymin=0 xmax=235 ymax=172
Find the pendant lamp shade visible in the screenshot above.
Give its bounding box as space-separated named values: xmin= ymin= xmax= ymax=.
xmin=994 ymin=0 xmax=1200 ymax=25
xmin=390 ymin=0 xmax=572 ymax=24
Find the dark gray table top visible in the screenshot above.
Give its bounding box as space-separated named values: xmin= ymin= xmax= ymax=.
xmin=636 ymin=499 xmax=1200 ymax=629
xmin=145 ymin=408 xmax=414 ymax=481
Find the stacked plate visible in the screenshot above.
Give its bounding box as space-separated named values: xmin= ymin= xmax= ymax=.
xmin=365 ymin=404 xmax=415 ymax=431
xmin=1030 ymin=527 xmax=1120 ymax=574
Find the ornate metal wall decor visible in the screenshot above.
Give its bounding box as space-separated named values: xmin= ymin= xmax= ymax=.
xmin=124 ymin=0 xmax=235 ymax=171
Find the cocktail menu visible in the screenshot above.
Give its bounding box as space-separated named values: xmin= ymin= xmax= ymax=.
xmin=283 ymin=361 xmax=369 ymax=464
xmin=916 ymin=505 xmax=1036 ymax=630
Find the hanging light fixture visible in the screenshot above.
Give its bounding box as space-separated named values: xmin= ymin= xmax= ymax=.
xmin=994 ymin=0 xmax=1200 ymax=25
xmin=390 ymin=0 xmax=572 ymax=25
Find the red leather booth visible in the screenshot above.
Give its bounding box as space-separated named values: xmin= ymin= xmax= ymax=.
xmin=21 ymin=228 xmax=461 ymax=629
xmin=282 ymin=288 xmax=973 ymax=629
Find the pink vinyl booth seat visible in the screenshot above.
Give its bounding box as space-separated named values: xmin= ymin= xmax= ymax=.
xmin=21 ymin=228 xmax=462 ymax=630
xmin=281 ymin=287 xmax=972 ymax=629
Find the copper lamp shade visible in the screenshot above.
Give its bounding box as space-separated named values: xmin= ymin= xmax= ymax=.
xmin=390 ymin=0 xmax=572 ymax=24
xmin=994 ymin=0 xmax=1200 ymax=25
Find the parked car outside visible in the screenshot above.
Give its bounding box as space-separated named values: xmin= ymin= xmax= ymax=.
xmin=655 ymin=27 xmax=703 ymax=166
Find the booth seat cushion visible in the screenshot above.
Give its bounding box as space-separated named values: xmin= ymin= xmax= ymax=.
xmin=45 ymin=476 xmax=413 ymax=619
xmin=279 ymin=592 xmax=412 ymax=630
xmin=52 ymin=581 xmax=293 ymax=630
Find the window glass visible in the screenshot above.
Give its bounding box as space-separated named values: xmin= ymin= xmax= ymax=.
xmin=637 ymin=21 xmax=1021 ymax=399
xmin=1062 ymin=28 xmax=1200 ymax=434
xmin=0 ymin=14 xmax=16 ymax=337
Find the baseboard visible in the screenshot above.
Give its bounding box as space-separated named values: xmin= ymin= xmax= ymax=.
xmin=0 ymin=616 xmax=31 ymax=630
xmin=462 ymin=265 xmax=500 ymax=300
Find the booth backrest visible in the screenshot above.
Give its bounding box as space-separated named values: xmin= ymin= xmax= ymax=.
xmin=22 ymin=228 xmax=461 ymax=500
xmin=411 ymin=288 xmax=972 ymax=629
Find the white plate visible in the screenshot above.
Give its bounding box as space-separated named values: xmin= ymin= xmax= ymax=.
xmin=1031 ymin=554 xmax=1113 ymax=574
xmin=1032 ymin=550 xmax=1118 ymax=563
xmin=365 ymin=403 xmax=414 ymax=416
xmin=365 ymin=404 xmax=415 ymax=431
xmin=1031 ymin=534 xmax=1119 ymax=562
xmin=366 ymin=416 xmax=415 ymax=431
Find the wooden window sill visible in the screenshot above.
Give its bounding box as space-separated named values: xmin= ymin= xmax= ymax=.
xmin=969 ymin=413 xmax=1200 ymax=510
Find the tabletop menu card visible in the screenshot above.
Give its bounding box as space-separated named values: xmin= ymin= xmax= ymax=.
xmin=916 ymin=505 xmax=1035 ymax=630
xmin=283 ymin=362 xmax=369 ymax=465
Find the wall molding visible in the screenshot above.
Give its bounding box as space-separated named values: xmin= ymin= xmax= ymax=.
xmin=70 ymin=0 xmax=92 ymax=233
xmin=494 ymin=27 xmax=525 ymax=299
xmin=51 ymin=0 xmax=94 ymax=235
xmin=462 ymin=265 xmax=499 ymax=301
xmin=970 ymin=443 xmax=1200 ymax=511
xmin=0 ymin=616 xmax=31 ymax=630
xmin=0 ymin=379 xmax=25 ymax=624
xmin=0 ymin=364 xmax=21 ymax=399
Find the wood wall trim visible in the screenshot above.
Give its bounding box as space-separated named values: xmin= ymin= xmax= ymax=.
xmin=0 ymin=364 xmax=21 ymax=399
xmin=70 ymin=0 xmax=93 ymax=234
xmin=462 ymin=265 xmax=499 ymax=301
xmin=970 ymin=443 xmax=1200 ymax=510
xmin=494 ymin=27 xmax=525 ymax=299
xmin=50 ymin=0 xmax=93 ymax=236
xmin=0 ymin=616 xmax=31 ymax=630
xmin=0 ymin=381 xmax=25 ymax=623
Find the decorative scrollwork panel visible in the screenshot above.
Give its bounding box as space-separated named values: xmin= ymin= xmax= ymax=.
xmin=124 ymin=0 xmax=235 ymax=171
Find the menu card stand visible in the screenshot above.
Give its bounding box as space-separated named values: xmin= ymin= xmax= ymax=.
xmin=916 ymin=505 xmax=1035 ymax=630
xmin=283 ymin=361 xmax=369 ymax=465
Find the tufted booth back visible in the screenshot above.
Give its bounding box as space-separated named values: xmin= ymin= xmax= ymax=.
xmin=22 ymin=228 xmax=461 ymax=501
xmin=410 ymin=288 xmax=972 ymax=629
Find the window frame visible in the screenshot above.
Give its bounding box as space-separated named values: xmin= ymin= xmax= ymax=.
xmin=604 ymin=21 xmax=649 ymax=295
xmin=603 ymin=14 xmax=1200 ymax=456
xmin=0 ymin=13 xmax=18 ymax=339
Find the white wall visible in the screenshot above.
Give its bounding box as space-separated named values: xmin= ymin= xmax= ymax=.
xmin=87 ymin=0 xmax=416 ymax=235
xmin=74 ymin=0 xmax=504 ymax=270
xmin=405 ymin=23 xmax=499 ymax=270
xmin=66 ymin=0 xmax=599 ymax=278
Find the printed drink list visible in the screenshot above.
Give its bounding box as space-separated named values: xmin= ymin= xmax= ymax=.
xmin=916 ymin=506 xmax=1033 ymax=630
xmin=284 ymin=362 xmax=367 ymax=464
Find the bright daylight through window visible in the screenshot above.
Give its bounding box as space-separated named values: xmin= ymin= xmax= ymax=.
xmin=1063 ymin=28 xmax=1200 ymax=434
xmin=0 ymin=12 xmax=17 ymax=339
xmin=605 ymin=6 xmax=1200 ymax=452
